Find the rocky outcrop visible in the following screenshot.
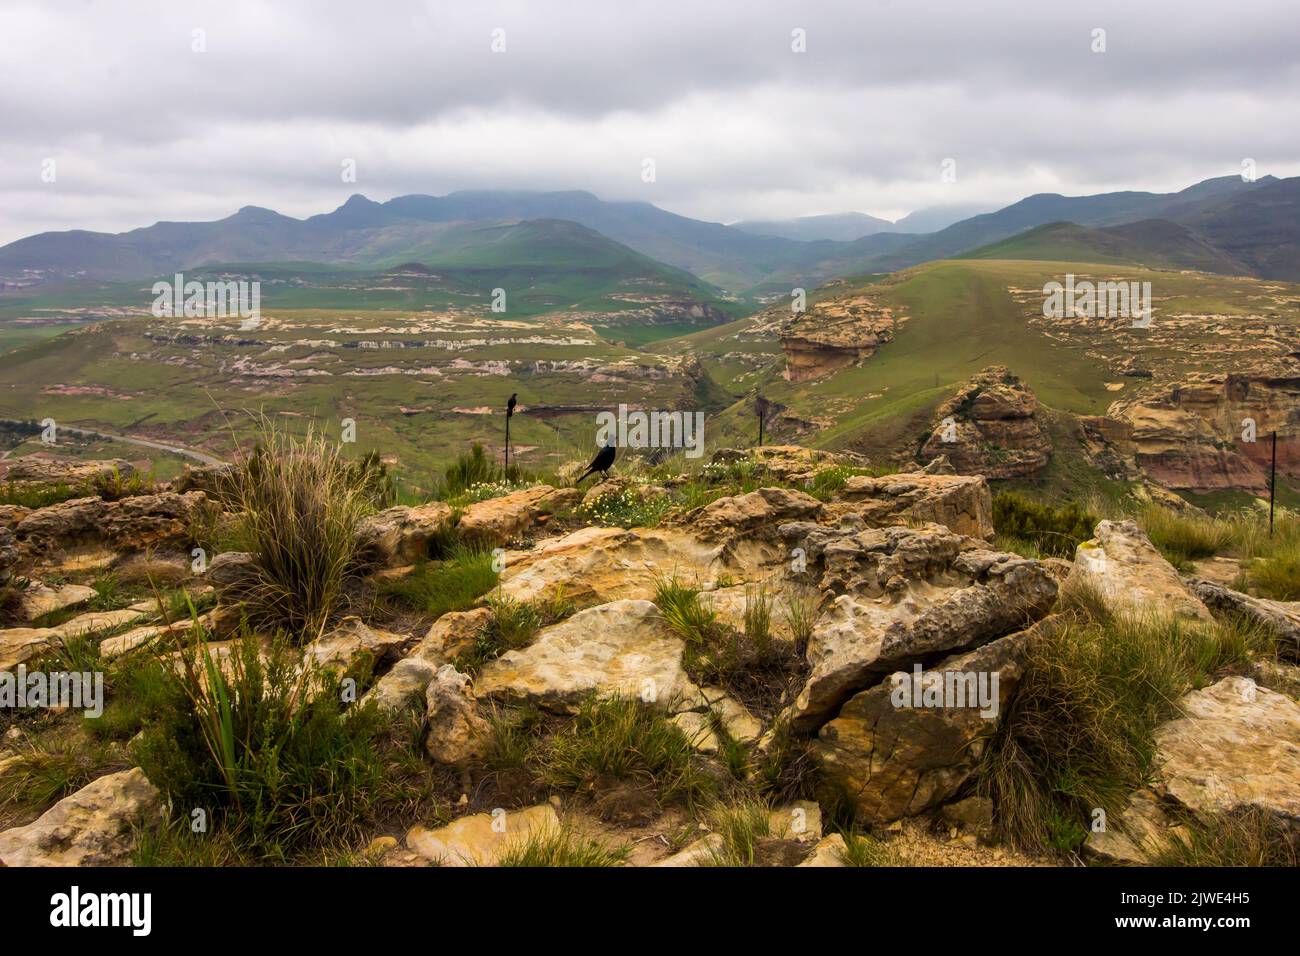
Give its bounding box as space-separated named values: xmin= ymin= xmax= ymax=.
xmin=778 ymin=285 xmax=907 ymax=383
xmin=18 ymin=581 xmax=96 ymax=620
xmin=1072 ymin=520 xmax=1212 ymax=622
xmin=0 ymin=456 xmax=133 ymax=486
xmin=1101 ymin=364 xmax=1300 ymax=494
xmin=775 ymin=523 xmax=1057 ymax=731
xmin=679 ymin=487 xmax=824 ymax=543
xmin=832 ymin=473 xmax=994 ymax=540
xmin=814 ymin=626 xmax=1037 ymax=824
xmin=0 ymin=768 xmax=164 ymax=866
xmin=14 ymin=491 xmax=212 ymax=555
xmin=918 ymin=367 xmax=1051 ymax=479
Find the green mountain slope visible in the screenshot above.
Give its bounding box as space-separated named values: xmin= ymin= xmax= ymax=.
xmin=959 ymin=220 xmax=1252 ymax=275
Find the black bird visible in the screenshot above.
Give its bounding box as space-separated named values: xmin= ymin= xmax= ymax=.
xmin=577 ymin=443 xmax=616 ymax=483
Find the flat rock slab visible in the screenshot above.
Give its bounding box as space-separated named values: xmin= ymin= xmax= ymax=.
xmin=406 ymin=804 xmax=559 ymax=866
xmin=19 ymin=582 xmax=96 ymax=621
xmin=1154 ymin=676 xmax=1300 ymax=822
xmin=476 ymin=599 xmax=703 ymax=712
xmin=499 ymin=525 xmax=760 ymax=609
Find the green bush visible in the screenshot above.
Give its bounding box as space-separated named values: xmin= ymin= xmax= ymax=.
xmin=134 ymin=630 xmax=397 ymax=860
xmin=992 ymin=492 xmax=1097 ymax=558
xmin=376 ymin=547 xmax=498 ymax=618
xmin=227 ymin=422 xmax=378 ymax=636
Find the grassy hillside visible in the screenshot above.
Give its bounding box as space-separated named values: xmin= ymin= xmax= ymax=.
xmin=721 ymin=259 xmax=1300 ymax=466
xmin=959 ymin=220 xmax=1251 ymax=275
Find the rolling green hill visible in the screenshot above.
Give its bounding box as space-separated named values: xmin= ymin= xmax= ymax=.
xmin=959 ymin=220 xmax=1252 ymax=275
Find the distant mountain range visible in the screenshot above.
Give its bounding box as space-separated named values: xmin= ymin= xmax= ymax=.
xmin=1 ymin=174 xmax=1296 ymax=300
xmin=731 ymin=204 xmax=994 ymax=242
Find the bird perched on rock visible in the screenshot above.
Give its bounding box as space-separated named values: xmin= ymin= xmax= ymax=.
xmin=577 ymin=443 xmax=616 ymax=483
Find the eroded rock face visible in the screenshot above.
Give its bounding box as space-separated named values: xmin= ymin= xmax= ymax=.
xmin=778 ymin=285 xmax=908 ymax=383
xmin=406 ymin=804 xmax=559 ymax=866
xmin=918 ymin=367 xmax=1051 ymax=479
xmin=476 ymin=599 xmax=703 ymax=712
xmin=832 ymin=473 xmax=994 ymax=540
xmin=777 ymin=523 xmax=1058 ymax=731
xmin=812 ymin=628 xmax=1035 ymax=825
xmin=15 ymin=492 xmax=212 ymax=555
xmin=1101 ymin=364 xmax=1300 ymax=494
xmin=0 ymin=768 xmax=163 ymax=866
xmin=355 ymin=502 xmax=453 ymax=566
xmin=456 ymin=486 xmax=582 ymax=546
xmin=1072 ymin=520 xmax=1212 ymax=622
xmin=424 ymin=664 xmax=492 ymax=765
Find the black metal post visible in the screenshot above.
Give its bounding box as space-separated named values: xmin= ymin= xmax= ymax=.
xmin=1270 ymin=430 xmax=1277 ymax=537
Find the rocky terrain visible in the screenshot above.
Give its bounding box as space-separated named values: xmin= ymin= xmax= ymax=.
xmin=1 ymin=442 xmax=1296 ymax=868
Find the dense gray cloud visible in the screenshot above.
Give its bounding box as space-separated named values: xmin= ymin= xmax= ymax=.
xmin=1 ymin=0 xmax=1298 ymax=244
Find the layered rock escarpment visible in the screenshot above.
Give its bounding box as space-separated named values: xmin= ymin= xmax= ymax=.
xmin=918 ymin=366 xmax=1051 ymax=480
xmin=1101 ymin=362 xmax=1300 ymax=494
xmin=779 ymin=285 xmax=908 ymax=383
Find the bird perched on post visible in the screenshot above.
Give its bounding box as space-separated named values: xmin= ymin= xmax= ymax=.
xmin=504 ymin=393 xmax=517 ymax=470
xmin=576 ymin=443 xmax=616 ymax=483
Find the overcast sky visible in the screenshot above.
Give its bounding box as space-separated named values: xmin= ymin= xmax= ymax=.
xmin=1 ymin=0 xmax=1298 ymax=245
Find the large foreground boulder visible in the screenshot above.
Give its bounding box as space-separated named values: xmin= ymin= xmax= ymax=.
xmin=777 ymin=523 xmax=1058 ymax=731
xmin=0 ymin=768 xmax=163 ymax=866
xmin=813 ymin=626 xmax=1037 ymax=824
xmin=1087 ymin=676 xmax=1300 ymax=863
